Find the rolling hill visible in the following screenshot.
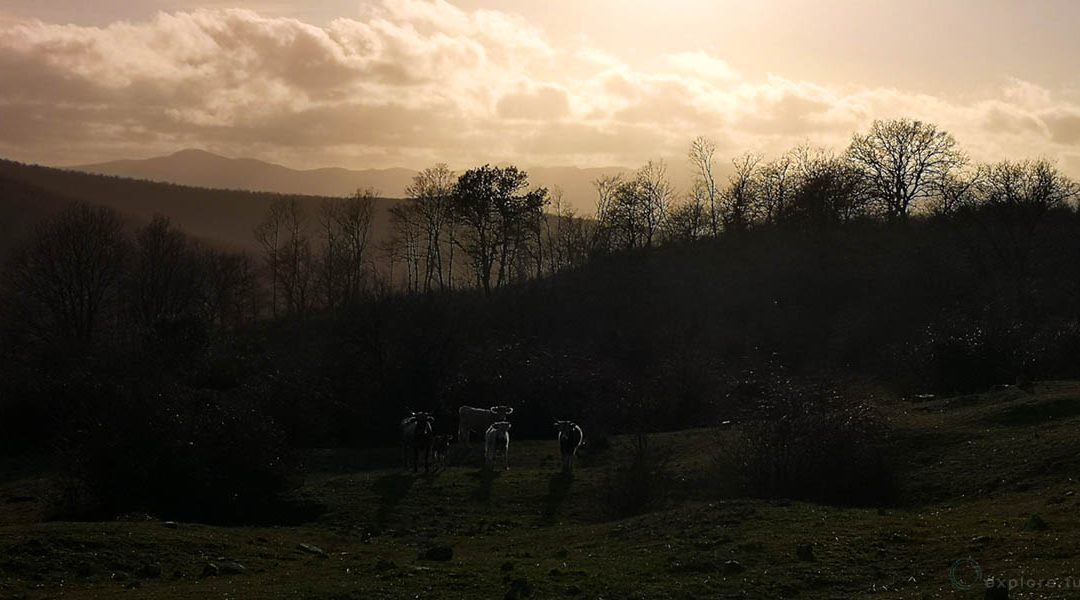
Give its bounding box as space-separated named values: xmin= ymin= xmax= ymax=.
xmin=0 ymin=158 xmax=398 ymax=259
xmin=74 ymin=149 xmax=634 ymax=215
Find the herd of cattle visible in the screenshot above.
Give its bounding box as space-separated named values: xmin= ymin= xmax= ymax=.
xmin=399 ymin=405 xmax=584 ymax=474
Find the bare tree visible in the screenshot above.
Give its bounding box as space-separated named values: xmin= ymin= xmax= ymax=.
xmin=663 ymin=192 xmax=708 ymax=244
xmin=199 ymin=249 xmax=260 ymax=329
xmin=930 ymin=165 xmax=981 ymax=217
xmin=254 ymin=198 xmax=313 ymax=315
xmin=599 ymin=162 xmax=675 ymax=250
xmin=789 ymin=146 xmax=868 ymax=230
xmin=722 ymin=153 xmax=762 ymax=234
xmin=848 ymin=119 xmax=964 ymax=222
xmin=253 ymin=200 xmax=286 ymax=317
xmin=126 ymin=214 xmax=201 ymax=328
xmin=388 ymin=199 xmax=424 ymax=293
xmin=591 ymin=173 xmax=624 ymax=254
xmin=757 ymin=154 xmax=795 ymax=226
xmin=1 ymin=203 xmax=129 ymax=350
xmin=543 ymin=188 xmax=593 ymax=274
xmin=689 ymin=136 xmax=721 ymax=236
xmin=404 ymin=165 xmax=456 ymax=292
xmin=973 ymin=159 xmax=1079 ymax=315
xmin=319 ymin=189 xmax=376 ymax=305
xmin=636 ymin=160 xmax=675 ymax=248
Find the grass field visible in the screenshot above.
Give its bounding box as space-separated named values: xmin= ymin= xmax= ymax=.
xmin=2 ymin=382 xmax=1080 ymax=599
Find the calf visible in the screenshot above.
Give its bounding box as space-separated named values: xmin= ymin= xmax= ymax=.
xmin=554 ymin=420 xmax=584 ymax=473
xmin=484 ymin=421 xmax=512 ymax=471
xmin=401 ymin=412 xmax=435 ymax=473
xmin=431 ymin=434 xmax=453 ymax=470
xmin=458 ymin=405 xmax=514 ymax=447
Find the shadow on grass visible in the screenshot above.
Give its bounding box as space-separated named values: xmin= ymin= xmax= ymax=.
xmin=449 ymin=445 xmax=484 ymax=469
xmin=988 ymin=397 xmax=1080 ymax=427
xmin=541 ymin=470 xmax=573 ymax=524
xmin=373 ymin=472 xmax=415 ymax=527
xmin=467 ymin=468 xmax=501 ymax=502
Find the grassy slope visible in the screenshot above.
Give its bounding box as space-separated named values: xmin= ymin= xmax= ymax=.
xmin=2 ymin=383 xmax=1080 ymax=599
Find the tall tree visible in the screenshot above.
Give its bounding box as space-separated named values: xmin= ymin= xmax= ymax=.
xmin=600 ymin=162 xmax=674 ymax=250
xmin=689 ymin=136 xmax=721 ymax=237
xmin=1 ymin=203 xmax=129 ymax=350
xmin=126 ymin=215 xmax=200 ymax=328
xmin=403 ymin=165 xmax=456 ymax=292
xmin=722 ymin=153 xmax=762 ymax=234
xmin=789 ymin=146 xmax=868 ymax=230
xmin=254 ymin=198 xmax=313 ymax=315
xmin=757 ymin=153 xmax=796 ymax=227
xmin=319 ymin=189 xmax=375 ymax=306
xmin=848 ymin=118 xmax=964 ymax=221
xmin=451 ymin=165 xmax=547 ymax=295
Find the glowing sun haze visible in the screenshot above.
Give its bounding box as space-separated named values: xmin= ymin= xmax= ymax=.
xmin=2 ymin=0 xmax=1080 ymax=175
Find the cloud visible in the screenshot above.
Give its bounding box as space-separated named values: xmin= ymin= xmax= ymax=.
xmin=1042 ymin=110 xmax=1080 ymax=145
xmin=1 ymin=0 xmax=1080 ymax=181
xmin=496 ymin=85 xmax=571 ymax=121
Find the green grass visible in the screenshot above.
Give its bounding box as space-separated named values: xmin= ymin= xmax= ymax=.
xmin=3 ymin=382 xmax=1080 ymax=598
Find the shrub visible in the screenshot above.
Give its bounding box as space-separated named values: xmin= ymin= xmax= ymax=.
xmin=54 ymin=384 xmax=300 ymax=523
xmin=603 ymin=432 xmax=672 ymax=517
xmin=732 ymin=383 xmax=895 ymax=507
xmin=906 ymin=319 xmax=1020 ymax=394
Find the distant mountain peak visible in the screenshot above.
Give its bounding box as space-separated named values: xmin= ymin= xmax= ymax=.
xmin=168 ymin=148 xmax=225 ymax=159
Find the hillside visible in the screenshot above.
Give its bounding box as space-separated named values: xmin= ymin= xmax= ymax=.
xmin=0 ymin=159 xmax=399 ymax=258
xmin=76 ymin=150 xmax=419 ymax=202
xmin=1 ymin=382 xmax=1078 ymax=599
xmin=74 ymin=150 xmax=633 ymax=215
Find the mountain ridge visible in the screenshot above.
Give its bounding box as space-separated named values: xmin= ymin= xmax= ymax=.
xmin=74 ymin=149 xmax=634 ymax=213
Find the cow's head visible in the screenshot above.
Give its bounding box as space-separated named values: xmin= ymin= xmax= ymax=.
xmin=553 ymin=420 xmax=577 ymax=436
xmin=410 ymin=412 xmax=435 ymax=432
xmin=489 ymin=421 xmax=512 ymax=432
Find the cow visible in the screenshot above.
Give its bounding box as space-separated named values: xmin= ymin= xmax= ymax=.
xmin=554 ymin=420 xmax=584 ymax=473
xmin=401 ymin=412 xmax=435 ymax=473
xmin=484 ymin=421 xmax=512 ymax=471
xmin=457 ymin=405 xmax=514 ymax=447
xmin=431 ymin=434 xmax=453 ymax=470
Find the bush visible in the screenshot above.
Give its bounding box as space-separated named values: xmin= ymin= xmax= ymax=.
xmin=54 ymin=385 xmax=300 ymax=523
xmin=906 ymin=319 xmax=1020 ymax=394
xmin=732 ymin=383 xmax=895 ymax=507
xmin=603 ymin=432 xmax=672 ymax=517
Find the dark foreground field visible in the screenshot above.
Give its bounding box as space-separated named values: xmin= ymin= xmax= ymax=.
xmin=2 ymin=383 xmax=1080 ymax=599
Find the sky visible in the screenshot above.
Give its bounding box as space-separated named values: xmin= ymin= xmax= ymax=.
xmin=2 ymin=0 xmax=1080 ymax=175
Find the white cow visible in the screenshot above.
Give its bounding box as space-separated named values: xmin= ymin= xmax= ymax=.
xmin=484 ymin=421 xmax=512 ymax=471
xmin=458 ymin=405 xmax=513 ymax=447
xmin=554 ymin=420 xmax=584 ymax=473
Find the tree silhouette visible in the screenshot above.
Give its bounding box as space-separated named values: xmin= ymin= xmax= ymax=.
xmin=689 ymin=136 xmax=721 ymax=236
xmin=126 ymin=215 xmax=200 ymax=329
xmin=2 ymin=203 xmax=128 ymax=351
xmin=848 ymin=118 xmax=964 ymax=222
xmin=450 ymin=165 xmax=547 ymax=295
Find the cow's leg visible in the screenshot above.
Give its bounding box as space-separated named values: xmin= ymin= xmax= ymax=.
xmin=504 ymin=445 xmax=509 ymax=471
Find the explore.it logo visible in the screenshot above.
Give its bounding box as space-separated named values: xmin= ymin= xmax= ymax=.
xmin=948 ymin=558 xmax=983 ymax=591
xmin=949 ymin=558 xmax=1080 ymax=593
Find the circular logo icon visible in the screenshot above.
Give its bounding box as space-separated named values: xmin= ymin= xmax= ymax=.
xmin=949 ymin=557 xmax=983 ymax=591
